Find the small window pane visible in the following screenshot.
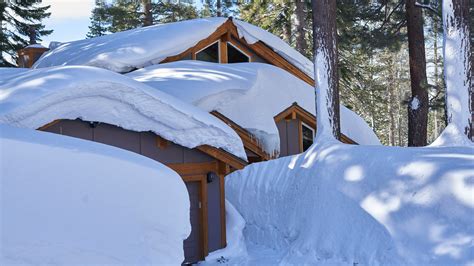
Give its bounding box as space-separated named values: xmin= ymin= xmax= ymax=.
xmin=227 ymin=43 xmax=249 ymax=63
xmin=302 ymin=124 xmax=314 ymax=152
xmin=196 ymin=42 xmax=219 ymax=63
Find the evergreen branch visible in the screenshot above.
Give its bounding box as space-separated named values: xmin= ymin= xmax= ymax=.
xmin=415 ymin=2 xmax=441 ymax=17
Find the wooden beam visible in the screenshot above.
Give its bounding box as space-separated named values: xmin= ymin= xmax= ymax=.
xmin=197 ymin=145 xmax=247 ymax=170
xmin=211 ymin=111 xmax=272 ymax=161
xmin=219 ymin=174 xmax=226 ymax=248
xmin=201 ymin=177 xmax=209 ymax=257
xmin=167 ymin=161 xmax=218 ymax=176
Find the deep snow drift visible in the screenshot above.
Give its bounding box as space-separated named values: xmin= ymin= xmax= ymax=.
xmin=128 ymin=61 xmax=381 ymax=154
xmin=1 ymin=125 xmax=190 ymax=264
xmin=225 ymin=140 xmax=474 ymax=265
xmin=0 ymin=66 xmax=246 ymax=159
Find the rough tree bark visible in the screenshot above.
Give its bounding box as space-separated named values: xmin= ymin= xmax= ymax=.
xmin=216 ymin=0 xmax=222 ymax=17
xmin=295 ymin=0 xmax=308 ymax=57
xmin=312 ymin=0 xmax=341 ymax=140
xmin=142 ymin=0 xmax=152 ymax=26
xmin=406 ymin=0 xmax=429 ymax=146
xmin=439 ymin=0 xmax=473 ymax=143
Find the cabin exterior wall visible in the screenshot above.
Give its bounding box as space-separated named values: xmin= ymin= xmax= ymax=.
xmin=40 ymin=119 xmax=224 ymax=264
xmin=277 ymin=119 xmax=302 ymax=157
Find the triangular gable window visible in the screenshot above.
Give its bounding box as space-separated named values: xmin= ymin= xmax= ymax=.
xmin=196 ymin=41 xmax=220 ymax=63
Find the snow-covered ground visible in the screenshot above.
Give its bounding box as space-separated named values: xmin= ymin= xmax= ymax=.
xmin=0 ymin=65 xmax=246 ymax=159
xmin=1 ymin=125 xmax=190 ymax=264
xmin=128 ymin=61 xmax=380 ymax=155
xmin=221 ymin=141 xmax=474 ymax=265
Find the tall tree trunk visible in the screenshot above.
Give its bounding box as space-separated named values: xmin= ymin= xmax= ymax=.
xmin=387 ymin=56 xmax=396 ymax=146
xmin=282 ymin=5 xmax=292 ymax=44
xmin=216 ymin=0 xmax=222 ymax=17
xmin=142 ymin=0 xmax=152 ymax=26
xmin=406 ymin=0 xmax=429 ymax=146
xmin=312 ymin=0 xmax=341 ymax=140
xmin=295 ymin=0 xmax=307 ymax=57
xmin=440 ymin=0 xmax=472 ymax=142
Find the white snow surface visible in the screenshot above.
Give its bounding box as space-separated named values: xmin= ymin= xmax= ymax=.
xmin=0 ymin=66 xmax=246 ymax=159
xmin=127 ymin=61 xmax=381 ymax=153
xmin=32 ymin=17 xmax=314 ymax=78
xmin=202 ymin=200 xmax=248 ymax=265
xmin=226 ymin=141 xmax=474 ymax=265
xmin=0 ymin=125 xmax=190 ymax=264
xmin=0 ymin=67 xmax=29 ymax=83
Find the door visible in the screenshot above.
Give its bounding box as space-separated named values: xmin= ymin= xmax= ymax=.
xmin=183 ymin=181 xmax=202 ymax=264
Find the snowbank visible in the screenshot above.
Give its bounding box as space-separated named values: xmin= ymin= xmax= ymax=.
xmin=128 ymin=61 xmax=381 ymax=154
xmin=226 ymin=142 xmax=474 ymax=265
xmin=202 ymin=200 xmax=248 ymax=265
xmin=0 ymin=125 xmax=190 ymax=264
xmin=0 ymin=66 xmax=246 ymax=159
xmin=0 ymin=67 xmax=29 ymax=83
xmin=32 ymin=18 xmax=313 ymax=78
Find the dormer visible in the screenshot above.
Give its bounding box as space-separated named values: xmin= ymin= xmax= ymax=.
xmin=17 ymin=44 xmax=49 ymax=68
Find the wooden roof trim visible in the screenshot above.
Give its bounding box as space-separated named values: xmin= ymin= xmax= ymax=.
xmin=160 ymin=18 xmax=314 ymax=86
xmin=197 ymin=145 xmax=248 ymax=170
xmin=160 ymin=19 xmax=234 ymax=64
xmin=211 ymin=111 xmax=272 ymax=160
xmin=273 ymin=103 xmax=358 ymax=145
xmin=224 ymin=21 xmax=314 ymax=86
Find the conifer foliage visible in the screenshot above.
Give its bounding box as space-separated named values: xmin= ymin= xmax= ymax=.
xmin=0 ymin=0 xmax=52 ymax=66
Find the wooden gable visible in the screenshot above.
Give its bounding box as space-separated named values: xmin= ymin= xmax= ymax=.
xmin=160 ymin=18 xmax=314 ymax=86
xmin=274 ymin=103 xmax=357 ymax=146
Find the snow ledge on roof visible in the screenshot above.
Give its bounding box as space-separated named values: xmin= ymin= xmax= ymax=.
xmin=0 ymin=66 xmax=246 ymax=160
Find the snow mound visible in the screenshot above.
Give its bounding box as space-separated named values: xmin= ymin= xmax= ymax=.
xmin=32 ymin=18 xmax=228 ymax=72
xmin=128 ymin=61 xmax=381 ymax=153
xmin=0 ymin=125 xmax=190 ymax=264
xmin=203 ymin=200 xmax=248 ymax=265
xmin=0 ymin=67 xmax=29 ymax=83
xmin=32 ymin=17 xmax=313 ymax=78
xmin=0 ymin=66 xmax=246 ymax=160
xmin=226 ymin=142 xmax=474 ymax=265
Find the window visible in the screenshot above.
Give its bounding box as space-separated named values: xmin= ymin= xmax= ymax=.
xmin=301 ymin=122 xmax=314 ymax=152
xmin=227 ymin=42 xmax=250 ymax=63
xmin=196 ymin=41 xmax=219 ymax=63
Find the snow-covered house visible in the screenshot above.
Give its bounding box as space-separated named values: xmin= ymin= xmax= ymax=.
xmin=0 ymin=66 xmax=246 ymax=264
xmin=6 ymin=17 xmax=380 ymax=263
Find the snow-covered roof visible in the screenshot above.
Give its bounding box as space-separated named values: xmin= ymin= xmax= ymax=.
xmin=1 ymin=124 xmax=190 ymax=264
xmin=25 ymin=43 xmax=47 ymax=49
xmin=32 ymin=17 xmax=313 ymax=77
xmin=127 ymin=61 xmax=381 ymax=153
xmin=0 ymin=67 xmax=29 ymax=83
xmin=0 ymin=66 xmax=246 ymax=159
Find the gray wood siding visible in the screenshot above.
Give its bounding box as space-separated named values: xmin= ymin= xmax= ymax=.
xmin=276 ymin=119 xmax=301 ymax=157
xmin=43 ymin=119 xmax=213 ymax=164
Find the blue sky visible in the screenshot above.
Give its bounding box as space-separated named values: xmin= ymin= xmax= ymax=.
xmin=40 ymin=0 xmax=205 ymax=47
xmin=41 ymin=0 xmax=95 ymax=46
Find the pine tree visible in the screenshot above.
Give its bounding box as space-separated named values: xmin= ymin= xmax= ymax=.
xmin=200 ymin=0 xmax=237 ymax=17
xmin=153 ymin=1 xmax=198 ymax=23
xmin=312 ymin=0 xmax=341 ymax=140
xmin=0 ymin=0 xmax=52 ymax=67
xmin=87 ymin=0 xmax=109 ymax=38
xmin=107 ymin=0 xmax=142 ymax=33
